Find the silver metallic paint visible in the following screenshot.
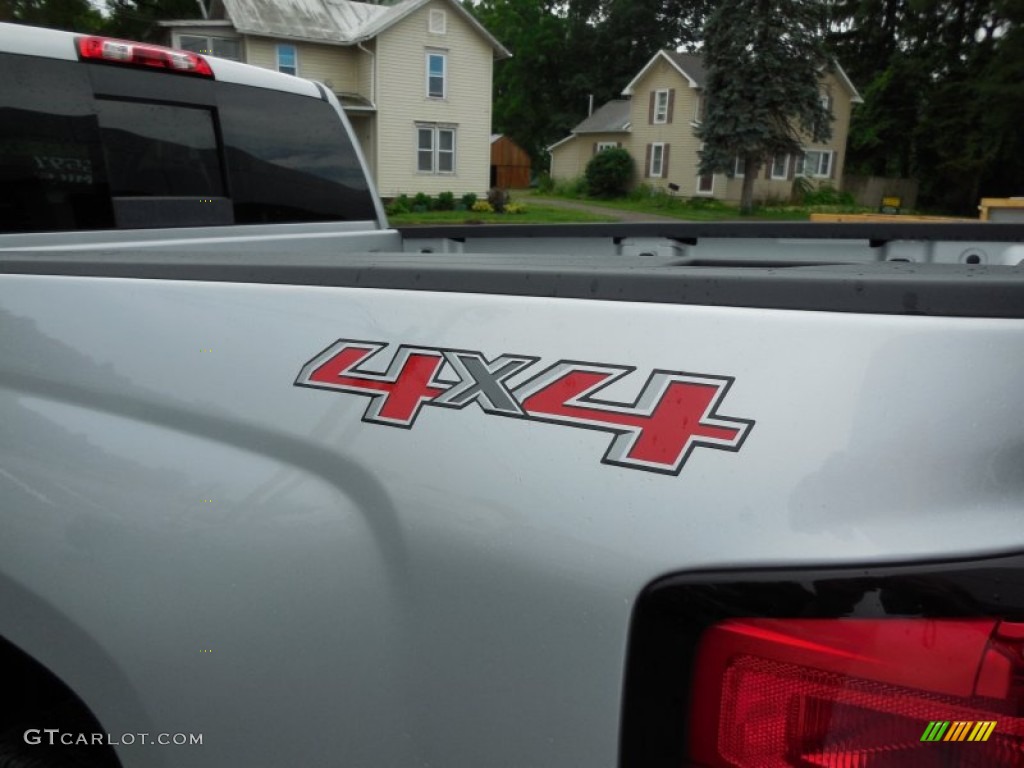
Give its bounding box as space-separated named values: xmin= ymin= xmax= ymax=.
xmin=1 ymin=276 xmax=1022 ymax=766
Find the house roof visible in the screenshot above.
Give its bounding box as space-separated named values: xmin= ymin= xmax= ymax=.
xmin=190 ymin=0 xmax=510 ymax=58
xmin=622 ymin=49 xmax=702 ymax=94
xmin=622 ymin=49 xmax=863 ymax=103
xmin=547 ymin=99 xmax=631 ymax=152
xmin=831 ymin=61 xmax=864 ymax=103
xmin=572 ymin=99 xmax=631 ymax=134
xmin=665 ymin=51 xmax=707 ymax=87
xmin=337 ymin=92 xmax=375 ymax=110
xmin=160 ymin=19 xmax=236 ymax=27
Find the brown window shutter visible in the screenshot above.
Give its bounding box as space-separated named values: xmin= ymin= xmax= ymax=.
xmin=592 ymin=142 xmax=598 ymax=156
xmin=788 ymin=153 xmax=796 ymax=180
xmin=667 ymin=89 xmax=675 ymax=124
xmin=663 ymin=144 xmax=670 ymax=176
xmin=616 ymin=142 xmax=621 ymax=148
xmin=764 ymin=160 xmax=772 ymax=180
xmin=648 ymin=92 xmax=655 ymax=124
xmin=830 ymin=151 xmax=837 ymax=179
xmin=645 ymin=143 xmax=652 ymax=177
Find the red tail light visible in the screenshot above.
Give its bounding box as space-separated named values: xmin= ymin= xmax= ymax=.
xmin=76 ymin=36 xmax=214 ymax=78
xmin=689 ymin=618 xmax=1024 ymax=767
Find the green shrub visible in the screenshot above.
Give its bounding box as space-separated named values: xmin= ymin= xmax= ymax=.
xmin=552 ymin=175 xmax=588 ymax=198
xmin=791 ymin=176 xmax=814 ymax=203
xmin=536 ymin=172 xmax=555 ymax=194
xmin=584 ymin=147 xmax=634 ymax=198
xmin=684 ymin=196 xmax=729 ymax=210
xmin=436 ymin=191 xmax=456 ymax=211
xmin=413 ymin=192 xmax=432 ymax=210
xmin=471 ymin=200 xmax=494 ymax=213
xmin=799 ymin=184 xmax=855 ymax=206
xmin=487 ymin=187 xmax=508 ymax=213
xmin=753 ymin=193 xmax=788 ymax=208
xmin=386 ymin=195 xmax=410 ymax=215
xmin=461 ymin=192 xmax=478 ymax=209
xmin=628 ymin=183 xmax=659 ymax=201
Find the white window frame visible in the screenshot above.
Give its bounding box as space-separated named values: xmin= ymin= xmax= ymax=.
xmin=771 ymin=154 xmax=789 ymax=180
xmin=596 ymin=142 xmax=618 ymax=153
xmin=653 ymin=89 xmax=670 ymax=124
xmin=276 ymin=43 xmax=297 ymax=76
xmin=429 ymin=9 xmax=447 ymax=34
xmin=693 ymin=93 xmax=706 ymax=125
xmin=177 ymin=34 xmax=241 ymax=60
xmin=416 ymin=124 xmax=456 ymax=175
xmin=797 ymin=149 xmax=834 ymax=178
xmin=650 ymin=142 xmax=666 ymax=177
xmin=733 ymin=156 xmax=745 ymax=177
xmin=426 ymin=51 xmax=447 ymax=99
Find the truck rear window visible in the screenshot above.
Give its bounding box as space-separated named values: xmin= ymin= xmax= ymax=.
xmin=95 ymin=99 xmax=224 ymax=198
xmin=217 ymin=83 xmax=377 ymax=224
xmin=0 ymin=51 xmax=378 ymax=233
xmin=0 ymin=55 xmax=115 ymax=233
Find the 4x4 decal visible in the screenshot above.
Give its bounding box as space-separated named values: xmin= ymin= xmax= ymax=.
xmin=295 ymin=340 xmax=754 ymax=476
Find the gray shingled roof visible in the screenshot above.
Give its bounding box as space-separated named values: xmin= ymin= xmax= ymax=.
xmin=572 ymin=99 xmax=631 ymax=133
xmin=208 ymin=0 xmax=509 ymax=57
xmin=217 ymin=0 xmax=388 ymax=42
xmin=665 ymin=51 xmax=706 ymax=87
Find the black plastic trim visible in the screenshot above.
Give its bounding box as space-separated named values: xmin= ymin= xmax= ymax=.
xmin=400 ymin=221 xmax=1024 ymax=244
xmin=618 ymin=551 xmax=1024 ymax=768
xmin=1 ymin=258 xmax=1023 ymax=318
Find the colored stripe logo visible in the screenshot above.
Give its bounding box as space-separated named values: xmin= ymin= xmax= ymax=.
xmin=921 ymin=721 xmax=997 ymax=742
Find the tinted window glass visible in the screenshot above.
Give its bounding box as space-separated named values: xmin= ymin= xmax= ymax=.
xmin=95 ymin=99 xmax=224 ymax=197
xmin=217 ymin=83 xmax=376 ymax=223
xmin=0 ymin=54 xmax=114 ymax=233
xmin=179 ymin=36 xmax=241 ymax=61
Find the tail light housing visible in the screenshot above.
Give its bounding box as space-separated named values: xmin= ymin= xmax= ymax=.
xmin=618 ymin=554 xmax=1024 ymax=768
xmin=689 ymin=618 xmax=1024 ymax=767
xmin=76 ymin=36 xmax=214 ymax=78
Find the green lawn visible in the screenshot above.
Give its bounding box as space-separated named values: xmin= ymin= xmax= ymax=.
xmin=529 ymin=192 xmax=870 ymax=221
xmin=389 ymin=204 xmax=616 ymax=226
xmin=554 ymin=196 xmax=811 ymax=221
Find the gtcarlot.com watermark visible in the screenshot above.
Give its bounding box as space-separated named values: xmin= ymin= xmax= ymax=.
xmin=24 ymin=729 xmax=203 ymax=746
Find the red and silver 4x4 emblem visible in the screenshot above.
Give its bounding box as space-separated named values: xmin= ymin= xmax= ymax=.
xmin=295 ymin=340 xmax=754 ymax=476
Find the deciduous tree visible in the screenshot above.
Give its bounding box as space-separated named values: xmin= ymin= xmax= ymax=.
xmin=0 ymin=0 xmax=104 ymax=32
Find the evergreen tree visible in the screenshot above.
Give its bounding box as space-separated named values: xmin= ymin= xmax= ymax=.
xmin=697 ymin=0 xmax=832 ymax=212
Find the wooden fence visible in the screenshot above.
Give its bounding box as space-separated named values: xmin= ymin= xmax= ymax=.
xmin=842 ymin=175 xmax=920 ymax=210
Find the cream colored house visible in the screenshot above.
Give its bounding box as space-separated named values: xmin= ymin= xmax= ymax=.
xmin=162 ymin=0 xmax=510 ymax=197
xmin=549 ymin=50 xmax=862 ymax=202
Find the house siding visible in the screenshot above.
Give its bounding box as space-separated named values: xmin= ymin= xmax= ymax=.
xmin=550 ymin=134 xmax=627 ymax=180
xmin=357 ymin=37 xmax=375 ymax=103
xmin=722 ymin=70 xmax=855 ymax=203
xmin=243 ymin=37 xmax=362 ymax=94
xmin=551 ymin=55 xmax=858 ymax=205
xmin=375 ymin=0 xmax=493 ymax=196
xmin=627 ymin=58 xmax=715 ymax=197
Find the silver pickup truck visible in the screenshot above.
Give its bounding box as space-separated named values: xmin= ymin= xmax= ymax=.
xmin=2 ymin=21 xmax=1024 ymax=768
